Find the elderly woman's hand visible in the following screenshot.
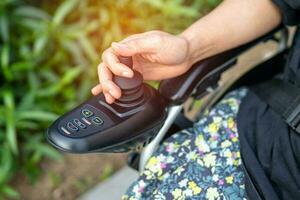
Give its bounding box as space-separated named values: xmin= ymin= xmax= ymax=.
xmin=91 ymin=31 xmax=191 ymax=104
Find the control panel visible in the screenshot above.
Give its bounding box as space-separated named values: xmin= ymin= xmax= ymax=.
xmin=58 ymin=104 xmax=113 ymax=138
xmin=46 ymin=57 xmax=167 ymax=153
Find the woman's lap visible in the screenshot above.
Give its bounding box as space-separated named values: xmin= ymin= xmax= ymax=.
xmin=122 ymin=88 xmax=248 ymax=200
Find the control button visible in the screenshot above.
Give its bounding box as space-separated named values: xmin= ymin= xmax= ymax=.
xmin=81 ymin=117 xmax=91 ymax=125
xmin=61 ymin=127 xmax=71 ymax=135
xmin=67 ymin=122 xmax=79 ymax=132
xmin=81 ymin=109 xmax=93 ymax=118
xmin=73 ymin=119 xmax=86 ymax=129
xmin=91 ymin=116 xmax=104 ymax=126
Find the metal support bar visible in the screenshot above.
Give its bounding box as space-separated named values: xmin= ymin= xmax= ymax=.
xmin=139 ymin=105 xmax=183 ymax=172
xmin=278 ymin=28 xmax=289 ymax=51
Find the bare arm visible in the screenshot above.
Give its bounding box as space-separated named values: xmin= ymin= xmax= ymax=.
xmin=181 ymin=0 xmax=282 ymax=65
xmin=93 ymin=0 xmax=282 ymax=103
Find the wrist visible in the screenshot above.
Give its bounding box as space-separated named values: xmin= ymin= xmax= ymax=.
xmin=179 ymin=27 xmax=215 ymax=66
xmin=176 ymin=34 xmax=193 ymax=70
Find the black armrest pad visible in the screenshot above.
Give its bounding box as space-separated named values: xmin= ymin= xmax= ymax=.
xmin=159 ymin=26 xmax=286 ymax=105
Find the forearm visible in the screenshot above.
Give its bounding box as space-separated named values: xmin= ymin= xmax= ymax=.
xmin=181 ymin=0 xmax=282 ymax=65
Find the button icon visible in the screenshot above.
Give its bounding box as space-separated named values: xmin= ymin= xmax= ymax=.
xmin=81 ymin=109 xmax=93 ymax=118
xmin=73 ymin=119 xmax=86 ymax=129
xmin=67 ymin=122 xmax=79 ymax=132
xmin=91 ymin=117 xmax=104 ymax=126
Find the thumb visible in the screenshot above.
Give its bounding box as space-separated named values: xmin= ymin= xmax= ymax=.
xmin=111 ymin=36 xmax=160 ymax=57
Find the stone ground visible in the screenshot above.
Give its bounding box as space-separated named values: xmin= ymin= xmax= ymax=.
xmin=78 ymin=166 xmax=139 ymax=200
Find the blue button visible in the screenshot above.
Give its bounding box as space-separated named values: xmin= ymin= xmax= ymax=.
xmin=81 ymin=109 xmax=93 ymax=118
xmin=91 ymin=117 xmax=104 ymax=126
xmin=73 ymin=119 xmax=86 ymax=129
xmin=67 ymin=122 xmax=79 ymax=132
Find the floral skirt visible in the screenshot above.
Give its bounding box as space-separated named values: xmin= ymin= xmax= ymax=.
xmin=123 ymin=88 xmax=248 ymax=200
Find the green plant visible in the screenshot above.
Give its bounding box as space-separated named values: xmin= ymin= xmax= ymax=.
xmin=0 ymin=0 xmax=220 ymax=198
xmin=99 ymin=163 xmax=114 ymax=181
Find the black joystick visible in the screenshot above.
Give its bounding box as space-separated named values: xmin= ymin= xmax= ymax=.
xmin=113 ymin=57 xmax=144 ymax=107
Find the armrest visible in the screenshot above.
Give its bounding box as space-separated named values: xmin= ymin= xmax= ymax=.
xmin=158 ymin=25 xmax=287 ymax=105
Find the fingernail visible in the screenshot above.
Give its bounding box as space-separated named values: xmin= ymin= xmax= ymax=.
xmin=104 ymin=93 xmax=112 ymax=104
xmin=122 ymin=71 xmax=133 ymax=77
xmin=91 ymin=87 xmax=97 ymax=95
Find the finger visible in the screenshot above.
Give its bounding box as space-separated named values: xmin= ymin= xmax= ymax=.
xmin=118 ymin=32 xmax=153 ymax=43
xmin=132 ymin=55 xmax=144 ymax=73
xmin=118 ymin=34 xmax=145 ymax=43
xmin=102 ymin=48 xmax=134 ymax=78
xmin=111 ymin=35 xmax=162 ymax=57
xmin=119 ymin=31 xmax=161 ymax=44
xmin=98 ymin=63 xmax=112 ymax=83
xmin=106 ymin=80 xmax=122 ymax=99
xmin=91 ymin=84 xmax=102 ymax=95
xmin=98 ymin=63 xmax=112 ymax=100
xmin=104 ymin=93 xmax=115 ymax=104
xmin=99 ymin=64 xmax=121 ymax=99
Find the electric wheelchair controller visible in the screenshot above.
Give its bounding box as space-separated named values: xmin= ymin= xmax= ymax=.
xmin=46 ymin=26 xmax=287 ymax=156
xmin=46 ymin=56 xmax=167 ymax=153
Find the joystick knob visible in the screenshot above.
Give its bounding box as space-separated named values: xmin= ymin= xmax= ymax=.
xmin=113 ymin=56 xmax=144 ymax=107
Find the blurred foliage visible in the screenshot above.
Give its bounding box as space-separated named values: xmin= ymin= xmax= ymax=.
xmin=99 ymin=163 xmax=114 ymax=181
xmin=0 ymin=0 xmax=220 ymax=198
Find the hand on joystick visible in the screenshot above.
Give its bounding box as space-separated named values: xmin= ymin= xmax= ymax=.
xmin=112 ymin=57 xmax=144 ymax=106
xmin=91 ymin=31 xmax=191 ymax=103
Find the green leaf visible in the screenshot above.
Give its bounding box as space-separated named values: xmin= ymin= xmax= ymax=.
xmin=17 ymin=110 xmax=58 ymax=122
xmin=52 ymin=0 xmax=80 ymax=27
xmin=99 ymin=164 xmax=114 ymax=181
xmin=17 ymin=92 xmax=35 ymax=111
xmin=1 ymin=44 xmax=12 ymax=80
xmin=60 ymin=67 xmax=83 ymax=85
xmin=17 ymin=18 xmax=44 ymax=30
xmin=77 ymin=33 xmax=98 ymax=62
xmin=0 ymin=0 xmax=17 ymax=7
xmin=7 ymin=124 xmax=18 ymax=155
xmin=1 ymin=186 xmax=19 ymax=199
xmin=62 ymin=39 xmax=87 ymax=65
xmin=0 ymin=13 xmax=9 ymax=42
xmin=26 ymin=143 xmax=62 ymax=161
xmin=33 ymin=34 xmax=49 ymax=56
xmin=37 ymin=67 xmax=82 ymax=97
xmin=14 ymin=6 xmax=50 ymax=20
xmin=3 ymin=90 xmax=18 ymax=154
xmin=0 ymin=144 xmax=14 ymax=184
xmin=15 ymin=121 xmax=39 ymax=130
xmin=11 ymin=61 xmax=33 ymax=72
xmin=0 ymin=106 xmax=5 ymax=124
xmin=28 ymin=71 xmax=40 ymax=91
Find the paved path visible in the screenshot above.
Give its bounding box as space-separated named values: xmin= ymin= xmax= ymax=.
xmin=78 ymin=166 xmax=138 ymax=200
